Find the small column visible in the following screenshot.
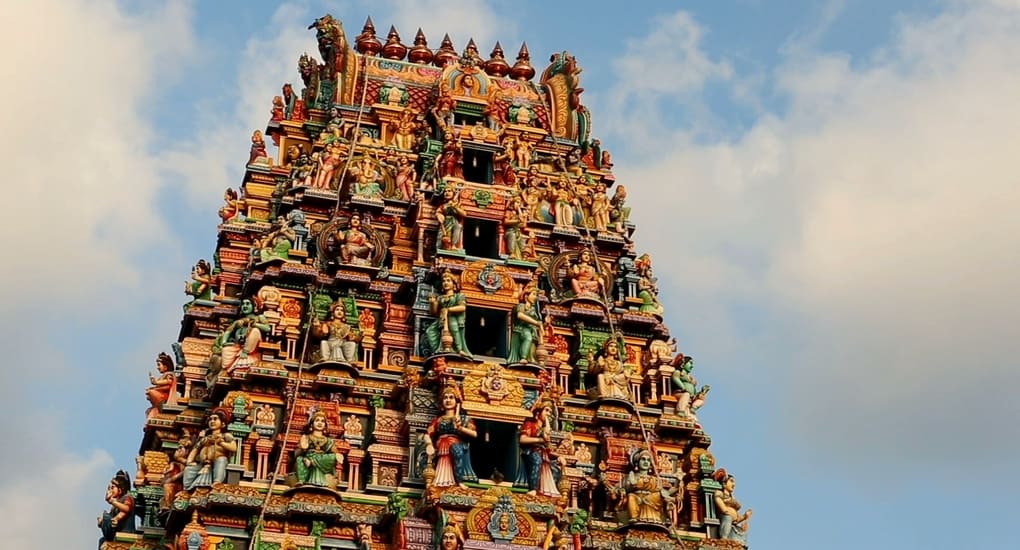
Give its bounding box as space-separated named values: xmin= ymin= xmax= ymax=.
xmin=347 ymin=449 xmax=365 ymax=491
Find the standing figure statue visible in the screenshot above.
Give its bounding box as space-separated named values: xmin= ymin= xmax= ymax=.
xmin=436 ymin=186 xmax=466 ymax=252
xmin=424 ymin=383 xmax=479 ymax=488
xmin=391 ymin=107 xmax=419 ymax=151
xmin=424 ymin=271 xmax=472 ymax=357
xmin=160 ymin=434 xmax=191 ymax=511
xmin=507 ymin=283 xmax=543 ymax=364
xmin=295 ymin=410 xmax=343 ymax=488
xmin=634 ymin=253 xmax=664 ymax=316
xmin=97 ymin=470 xmax=136 ymax=546
xmin=182 ymin=409 xmax=237 ymax=490
xmin=624 ymin=449 xmax=677 ymax=524
xmin=392 ymin=153 xmax=418 ymax=201
xmin=438 ymin=131 xmax=463 ymax=178
xmin=315 ymin=301 xmax=361 ymax=363
xmin=218 ymin=188 xmax=245 ymax=223
xmin=589 ymin=183 xmax=611 ymax=232
xmin=713 ymin=469 xmax=752 ymax=544
xmin=516 ymin=398 xmax=561 ymax=496
xmin=549 ymin=175 xmax=579 ymax=227
xmin=502 ymin=194 xmax=527 ymax=260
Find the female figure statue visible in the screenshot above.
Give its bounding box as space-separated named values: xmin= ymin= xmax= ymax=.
xmin=218 ymin=188 xmax=245 ymax=223
xmin=424 ymin=271 xmax=471 ymax=357
xmin=393 ymin=153 xmax=418 ymax=201
xmin=183 ymin=410 xmax=237 ymax=490
xmin=313 ymin=144 xmax=343 ymax=189
xmin=713 ymin=469 xmax=752 ymax=543
xmin=594 ymin=337 xmax=630 ymax=400
xmin=424 ymin=384 xmax=479 ymax=487
xmin=335 ymin=212 xmax=376 ymax=266
xmin=184 ymin=259 xmax=214 ymax=308
xmin=145 ymin=352 xmax=177 ymax=415
xmin=589 ymin=183 xmax=611 ymax=232
xmin=438 ymin=131 xmax=463 ymax=178
xmin=517 ymin=399 xmax=561 ymax=496
xmin=624 ymin=449 xmax=676 ymax=524
xmin=314 ymin=302 xmax=360 ymax=363
xmin=549 ymin=175 xmax=579 ymax=227
xmin=635 ymin=253 xmax=664 ymax=316
xmin=98 ymin=470 xmax=136 ymax=544
xmin=508 ymin=283 xmax=543 ymax=364
xmin=569 ymin=249 xmax=604 ymax=299
xmin=295 ymin=410 xmax=342 ymax=488
xmin=502 ymin=194 xmax=527 ymax=260
xmin=436 ymin=186 xmax=466 ymax=252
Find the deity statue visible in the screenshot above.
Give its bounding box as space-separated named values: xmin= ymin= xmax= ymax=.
xmin=609 ymin=185 xmax=630 ymax=234
xmin=569 ymin=249 xmax=604 ymax=299
xmin=436 ymin=185 xmax=466 ymax=252
xmin=145 ymin=352 xmax=177 ymax=415
xmin=160 ymin=434 xmax=191 ymax=510
xmin=254 ymin=216 xmax=296 ymax=263
xmin=391 ymin=107 xmax=419 ymax=151
xmin=218 ymin=188 xmax=245 ymax=223
xmin=516 ymin=398 xmax=561 ymax=496
xmin=271 ymin=95 xmax=285 ymax=121
xmin=350 ymin=155 xmax=386 ymax=199
xmin=514 ymin=139 xmax=532 ymax=169
xmin=183 ymin=409 xmax=237 ymax=490
xmin=549 ymin=175 xmax=580 ymax=228
xmin=334 ymin=212 xmax=377 ymax=266
xmin=423 ymin=270 xmax=472 ymax=357
xmin=438 ymin=131 xmax=463 ymax=178
xmin=206 ymin=298 xmax=271 ymax=385
xmin=438 ymin=523 xmax=464 ymax=550
xmin=624 ymin=449 xmax=677 ymax=524
xmin=248 ymin=130 xmax=269 ymax=164
xmin=424 ymin=384 xmax=479 ymax=487
xmin=322 ymin=106 xmax=350 ymax=143
xmin=282 ymin=83 xmax=297 ymax=119
xmin=384 ymin=152 xmax=417 ymax=201
xmin=97 ymin=470 xmax=136 ymax=545
xmin=521 ymin=168 xmax=544 ymax=221
xmin=295 ymin=410 xmax=343 ymax=488
xmin=593 ymin=337 xmax=630 ymax=400
xmin=313 ymin=144 xmax=344 ymax=189
xmin=634 ymin=253 xmax=664 ymax=316
xmin=508 ymin=283 xmax=543 ymax=364
xmin=493 ymin=137 xmax=515 ymax=186
xmin=671 ymin=356 xmax=710 ymax=418
xmin=290 ymin=151 xmax=315 ymax=188
xmin=314 ymin=301 xmax=361 ymax=363
xmin=184 ymin=259 xmax=214 ymax=307
xmin=712 ymin=469 xmax=752 ymax=543
xmin=589 ymin=183 xmax=611 ymax=232
xmin=432 ymin=91 xmax=456 ymax=132
xmin=502 ymin=194 xmax=527 ymax=260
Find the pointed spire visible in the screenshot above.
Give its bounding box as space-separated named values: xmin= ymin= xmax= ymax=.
xmin=433 ymin=33 xmax=458 ymax=68
xmin=484 ymin=41 xmax=510 ymax=78
xmin=382 ymin=25 xmax=408 ymax=60
xmin=510 ymin=42 xmax=535 ymax=81
xmin=356 ymin=16 xmax=382 ymax=56
xmin=408 ymin=28 xmax=433 ymax=65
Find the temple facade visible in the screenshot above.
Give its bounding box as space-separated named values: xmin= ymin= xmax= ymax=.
xmin=98 ymin=13 xmax=752 ymax=550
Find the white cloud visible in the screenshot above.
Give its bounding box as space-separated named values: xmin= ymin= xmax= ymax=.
xmin=606 ymin=3 xmax=1020 ymax=473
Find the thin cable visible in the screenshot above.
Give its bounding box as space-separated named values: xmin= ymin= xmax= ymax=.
xmin=332 ymin=55 xmax=373 ymax=218
xmin=246 ymin=285 xmax=323 ymax=550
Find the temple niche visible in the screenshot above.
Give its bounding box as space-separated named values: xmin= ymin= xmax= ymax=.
xmin=95 ymin=12 xmax=752 ymax=550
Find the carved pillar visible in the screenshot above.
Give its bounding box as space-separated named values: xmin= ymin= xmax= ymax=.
xmin=347 ymin=449 xmax=365 ymax=491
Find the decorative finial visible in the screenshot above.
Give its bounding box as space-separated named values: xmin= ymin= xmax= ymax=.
xmin=510 ymin=42 xmax=535 ymax=81
xmin=382 ymin=25 xmax=407 ymax=60
xmin=356 ymin=16 xmax=382 ymax=56
xmin=484 ymin=41 xmax=510 ymax=77
xmin=408 ymin=28 xmax=433 ymax=64
xmin=433 ymin=33 xmax=458 ymax=68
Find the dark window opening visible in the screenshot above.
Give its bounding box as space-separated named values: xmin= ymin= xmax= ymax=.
xmin=455 ymin=112 xmax=483 ymax=126
xmin=462 ymin=149 xmax=493 ymax=184
xmin=465 ymin=307 xmax=508 ymax=359
xmin=463 ymin=218 xmax=499 ymax=259
xmin=470 ymin=420 xmax=519 ymax=481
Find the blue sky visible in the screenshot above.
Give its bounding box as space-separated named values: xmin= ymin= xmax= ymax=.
xmin=2 ymin=1 xmax=1019 ymax=548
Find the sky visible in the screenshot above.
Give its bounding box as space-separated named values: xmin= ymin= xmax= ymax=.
xmin=1 ymin=0 xmax=1018 ymax=548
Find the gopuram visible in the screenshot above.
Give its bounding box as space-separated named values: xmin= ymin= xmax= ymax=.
xmin=96 ymin=13 xmax=752 ymax=550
